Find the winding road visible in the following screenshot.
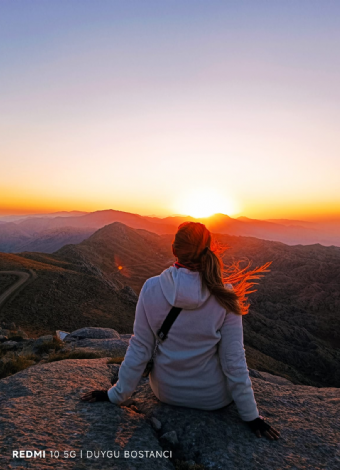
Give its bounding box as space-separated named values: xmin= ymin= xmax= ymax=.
xmin=0 ymin=269 xmax=37 ymax=313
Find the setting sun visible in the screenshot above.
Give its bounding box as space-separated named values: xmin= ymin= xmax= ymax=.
xmin=174 ymin=189 xmax=238 ymax=218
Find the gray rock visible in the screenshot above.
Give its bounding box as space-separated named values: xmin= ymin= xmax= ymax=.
xmin=132 ymin=375 xmax=340 ymax=469
xmin=0 ymin=358 xmax=173 ymax=470
xmin=63 ymin=338 xmax=129 ymax=357
xmin=160 ymin=431 xmax=179 ymax=447
xmin=34 ymin=335 xmax=54 ymax=346
xmin=18 ymin=335 xmax=54 ymax=355
xmin=150 ymin=417 xmax=162 ymax=430
xmin=120 ymin=334 xmax=132 ymax=341
xmin=0 ymin=359 xmax=339 ymax=469
xmin=0 ymin=340 xmax=18 ymax=351
xmin=65 ymin=327 xmax=120 ymax=341
xmin=56 ymin=330 xmax=69 ymax=341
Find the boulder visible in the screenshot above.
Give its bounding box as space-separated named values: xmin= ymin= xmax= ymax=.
xmin=120 ymin=334 xmax=132 ymax=341
xmin=0 ymin=340 xmax=19 ymax=351
xmin=33 ymin=335 xmax=54 ymax=346
xmin=64 ymin=327 xmax=120 ymax=342
xmin=160 ymin=431 xmax=179 ymax=447
xmin=150 ymin=417 xmax=162 ymax=430
xmin=0 ymin=358 xmax=339 ymax=469
xmin=63 ymin=338 xmax=129 ymax=358
xmin=56 ymin=330 xmax=70 ymax=341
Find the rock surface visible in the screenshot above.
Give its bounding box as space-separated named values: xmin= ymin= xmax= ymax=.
xmin=62 ymin=338 xmax=129 ymax=358
xmin=0 ymin=358 xmax=339 ymax=470
xmin=65 ymin=327 xmax=120 ymax=341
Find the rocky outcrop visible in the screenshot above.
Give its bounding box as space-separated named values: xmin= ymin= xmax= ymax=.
xmin=64 ymin=327 xmax=120 ymax=341
xmin=61 ymin=327 xmax=129 ymax=359
xmin=62 ymin=338 xmax=130 ymax=358
xmin=0 ymin=357 xmax=339 ymax=470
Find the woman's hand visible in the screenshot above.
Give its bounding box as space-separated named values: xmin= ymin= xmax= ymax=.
xmin=245 ymin=416 xmax=280 ymax=440
xmin=80 ymin=390 xmax=136 ymax=407
xmin=80 ymin=390 xmax=110 ymax=402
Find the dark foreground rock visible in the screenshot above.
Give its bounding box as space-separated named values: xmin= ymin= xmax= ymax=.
xmin=0 ymin=358 xmax=339 ymax=470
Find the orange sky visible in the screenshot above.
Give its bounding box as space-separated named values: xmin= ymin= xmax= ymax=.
xmin=1 ymin=2 xmax=339 ymax=221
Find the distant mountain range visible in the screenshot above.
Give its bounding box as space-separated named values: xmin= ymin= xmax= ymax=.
xmin=0 ymin=209 xmax=339 ymax=253
xmin=1 ymin=221 xmax=339 ymax=388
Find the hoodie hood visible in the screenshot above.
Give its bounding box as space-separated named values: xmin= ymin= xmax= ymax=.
xmin=159 ymin=266 xmax=211 ymax=309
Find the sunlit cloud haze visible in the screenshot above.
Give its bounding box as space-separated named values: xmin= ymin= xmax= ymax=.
xmin=1 ymin=1 xmax=339 ymax=220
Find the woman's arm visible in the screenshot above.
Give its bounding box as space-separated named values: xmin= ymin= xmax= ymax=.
xmin=218 ymin=308 xmax=260 ymax=421
xmin=107 ymin=281 xmax=155 ymax=404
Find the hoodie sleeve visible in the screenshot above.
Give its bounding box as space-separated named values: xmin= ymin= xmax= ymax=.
xmin=107 ymin=281 xmax=155 ymax=405
xmin=218 ymin=302 xmax=260 ymax=421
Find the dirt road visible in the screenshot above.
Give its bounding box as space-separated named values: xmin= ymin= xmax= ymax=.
xmin=0 ymin=269 xmax=37 ymax=312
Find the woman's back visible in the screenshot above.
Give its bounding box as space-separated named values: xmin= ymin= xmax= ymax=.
xmin=145 ymin=266 xmax=233 ymax=410
xmin=108 ymin=264 xmax=259 ymax=420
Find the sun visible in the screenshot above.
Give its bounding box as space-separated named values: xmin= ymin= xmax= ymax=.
xmin=175 ymin=189 xmax=238 ymax=218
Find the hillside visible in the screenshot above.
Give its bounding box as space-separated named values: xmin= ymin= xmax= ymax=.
xmin=55 ymin=222 xmax=174 ymax=293
xmin=209 ymin=234 xmax=340 ymax=387
xmin=0 ymin=251 xmax=137 ymax=337
xmin=55 ymin=225 xmax=340 ymax=388
xmin=1 ymin=222 xmax=340 ymax=388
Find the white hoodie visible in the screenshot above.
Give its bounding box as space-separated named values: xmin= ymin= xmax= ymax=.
xmin=107 ymin=266 xmax=260 ymax=421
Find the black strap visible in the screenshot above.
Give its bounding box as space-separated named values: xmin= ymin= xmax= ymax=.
xmin=156 ymin=306 xmax=182 ymax=341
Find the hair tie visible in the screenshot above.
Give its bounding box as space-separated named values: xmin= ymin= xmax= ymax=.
xmin=201 ymin=246 xmax=209 ymax=256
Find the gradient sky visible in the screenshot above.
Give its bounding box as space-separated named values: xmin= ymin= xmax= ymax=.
xmin=1 ymin=1 xmax=339 ymax=220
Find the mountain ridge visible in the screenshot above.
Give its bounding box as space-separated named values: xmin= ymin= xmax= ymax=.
xmin=0 ymin=209 xmax=339 ymax=253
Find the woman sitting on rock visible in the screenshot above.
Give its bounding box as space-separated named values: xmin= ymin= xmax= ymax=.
xmin=81 ymin=221 xmax=280 ymax=440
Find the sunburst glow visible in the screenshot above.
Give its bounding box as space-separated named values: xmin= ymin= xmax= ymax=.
xmin=174 ymin=189 xmax=238 ymax=218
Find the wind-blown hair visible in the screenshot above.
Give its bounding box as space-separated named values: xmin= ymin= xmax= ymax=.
xmin=172 ymin=221 xmax=271 ymax=315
